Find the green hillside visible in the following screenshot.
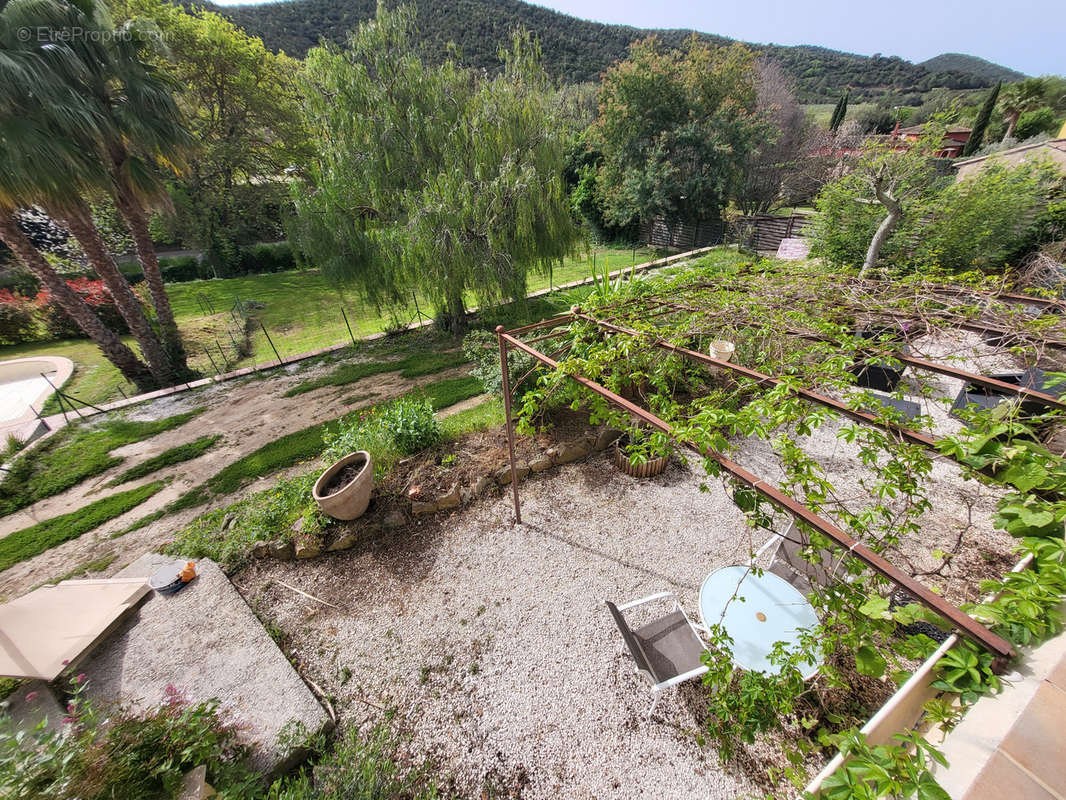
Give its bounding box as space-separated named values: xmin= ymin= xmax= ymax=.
xmin=919 ymin=53 xmax=1026 ymax=83
xmin=203 ymin=0 xmax=1010 ymax=102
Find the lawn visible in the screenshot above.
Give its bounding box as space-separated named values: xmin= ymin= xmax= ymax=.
xmin=4 ymin=244 xmax=663 ymax=409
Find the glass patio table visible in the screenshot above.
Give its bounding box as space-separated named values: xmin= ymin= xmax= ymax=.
xmin=698 ymin=565 xmax=822 ymax=679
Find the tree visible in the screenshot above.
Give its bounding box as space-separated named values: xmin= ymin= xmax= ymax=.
xmin=0 ymin=10 xmax=155 ymax=388
xmin=595 ymin=35 xmax=765 ymax=228
xmin=810 ymin=127 xmax=943 ymax=275
xmin=963 ymin=82 xmax=1000 ymax=157
xmin=124 ymin=0 xmax=311 ymax=275
xmin=1000 ymin=78 xmax=1047 ymax=141
xmin=829 ymin=90 xmax=849 ymax=132
xmin=736 ymin=59 xmax=808 ymax=214
xmin=291 ymin=4 xmax=577 ymax=331
xmin=0 ymin=0 xmax=165 ymax=388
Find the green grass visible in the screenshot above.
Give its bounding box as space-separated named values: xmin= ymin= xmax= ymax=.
xmin=0 ymin=408 xmax=203 ymax=517
xmin=106 ymin=434 xmax=223 ymax=486
xmin=3 ymin=245 xmax=663 ymax=408
xmin=441 ymin=397 xmax=505 ymax=440
xmin=414 ymin=375 xmax=485 ymax=410
xmin=282 ymin=349 xmax=468 ymax=397
xmin=0 ymin=482 xmax=164 ymax=573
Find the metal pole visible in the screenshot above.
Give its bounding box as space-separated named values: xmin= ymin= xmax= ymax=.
xmin=215 ymin=340 xmax=230 ymax=370
xmin=341 ymin=306 xmax=357 ymax=348
xmin=260 ymin=321 xmax=283 ymax=366
xmin=412 ymin=292 xmax=425 ymax=326
xmin=496 ymin=325 xmax=522 ymax=525
xmin=204 ymin=348 xmax=221 ymax=377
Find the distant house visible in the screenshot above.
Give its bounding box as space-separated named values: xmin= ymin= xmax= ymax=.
xmin=952 ymin=138 xmax=1066 ymax=181
xmin=892 ymin=123 xmax=972 ymax=158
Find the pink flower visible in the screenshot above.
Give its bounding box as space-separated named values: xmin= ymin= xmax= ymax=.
xmin=24 ymin=691 xmax=38 ymax=703
xmin=62 ymin=717 xmax=73 ymax=725
xmin=62 ymin=659 xmax=70 ymax=665
xmin=67 ymin=703 xmax=76 ymax=713
xmin=75 ymin=673 xmax=86 ymax=683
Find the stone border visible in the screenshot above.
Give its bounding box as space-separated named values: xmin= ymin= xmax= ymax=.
xmin=251 ymin=427 xmax=624 ymax=562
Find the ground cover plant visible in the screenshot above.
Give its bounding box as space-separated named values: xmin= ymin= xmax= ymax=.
xmin=0 ymin=482 xmax=164 ymax=572
xmin=282 ymin=349 xmax=468 ymax=397
xmin=0 ymin=677 xmax=443 ymax=800
xmin=512 ymin=254 xmax=1066 ymax=793
xmin=106 ymin=434 xmax=223 ymax=486
xmin=0 ymin=408 xmax=203 ymax=516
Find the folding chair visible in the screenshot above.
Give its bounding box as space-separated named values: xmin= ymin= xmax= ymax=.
xmin=605 ymin=592 xmax=709 ymax=715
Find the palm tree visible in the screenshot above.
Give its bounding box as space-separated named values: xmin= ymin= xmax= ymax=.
xmin=0 ymin=0 xmax=171 ymax=388
xmin=1000 ymin=78 xmax=1047 ymax=141
xmin=85 ymin=13 xmax=195 ymax=375
xmin=1 ymin=0 xmax=180 ymax=386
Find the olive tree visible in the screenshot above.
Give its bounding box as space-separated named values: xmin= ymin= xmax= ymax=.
xmin=292 ymin=4 xmax=577 ymax=331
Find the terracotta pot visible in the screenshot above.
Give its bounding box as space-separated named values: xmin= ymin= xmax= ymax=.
xmin=614 ymin=441 xmax=669 ymax=478
xmin=313 ymin=451 xmax=373 ymax=520
xmin=710 ymin=339 xmax=735 ymax=362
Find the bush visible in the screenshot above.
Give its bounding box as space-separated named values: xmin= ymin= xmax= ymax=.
xmin=462 ymin=329 xmax=537 ymax=396
xmin=158 ymin=255 xmax=203 ymax=283
xmin=0 ymin=683 xmax=253 ymax=800
xmin=0 ymin=289 xmax=41 ymax=344
xmin=35 ymin=278 xmax=129 ymax=340
xmin=913 ymin=160 xmax=1061 ymax=271
xmin=323 ymin=395 xmax=442 ymax=477
xmin=811 ymin=158 xmax=1060 ymax=273
xmin=237 ymin=241 xmax=297 ymax=275
xmin=1015 ymin=107 xmax=1060 ymax=141
xmin=376 ymin=396 xmax=441 ymax=455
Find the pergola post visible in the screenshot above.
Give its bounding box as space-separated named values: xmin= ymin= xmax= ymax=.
xmin=496 ymin=325 xmax=522 ymax=525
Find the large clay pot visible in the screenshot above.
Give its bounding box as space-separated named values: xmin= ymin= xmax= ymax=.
xmin=313 ymin=451 xmax=373 ymax=520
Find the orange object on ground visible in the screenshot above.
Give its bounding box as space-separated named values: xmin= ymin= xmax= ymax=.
xmin=180 ymin=562 xmax=196 ymax=582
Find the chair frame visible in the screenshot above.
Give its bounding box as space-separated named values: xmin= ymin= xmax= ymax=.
xmin=607 ymin=591 xmax=709 ymax=715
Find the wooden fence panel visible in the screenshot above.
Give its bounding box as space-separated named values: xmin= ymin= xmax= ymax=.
xmin=642 ymin=214 xmax=811 ymax=252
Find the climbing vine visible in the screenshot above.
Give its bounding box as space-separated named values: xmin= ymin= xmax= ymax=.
xmin=513 ymin=255 xmax=1066 ymax=792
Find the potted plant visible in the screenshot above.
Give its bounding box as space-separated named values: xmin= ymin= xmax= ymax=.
xmin=614 ymin=434 xmax=670 ymax=478
xmin=313 ymin=450 xmax=373 ymax=520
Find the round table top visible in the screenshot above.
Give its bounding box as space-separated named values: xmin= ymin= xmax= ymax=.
xmin=698 ymin=565 xmax=822 ymax=678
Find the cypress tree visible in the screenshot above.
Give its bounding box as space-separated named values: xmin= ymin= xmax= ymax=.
xmin=830 ymin=90 xmax=849 ymax=132
xmin=963 ymin=82 xmax=1001 ymax=157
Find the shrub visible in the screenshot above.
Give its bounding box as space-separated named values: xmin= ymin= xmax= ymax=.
xmin=376 ymin=396 xmax=440 ymax=455
xmin=0 ymin=289 xmax=41 ymax=344
xmin=35 ymin=278 xmax=129 ymax=340
xmin=0 ymin=683 xmax=253 ymax=800
xmin=462 ymin=329 xmax=536 ymax=396
xmin=158 ymin=255 xmax=203 ymax=283
xmin=913 ymin=160 xmax=1061 ymax=271
xmin=237 ymin=241 xmax=297 ymax=275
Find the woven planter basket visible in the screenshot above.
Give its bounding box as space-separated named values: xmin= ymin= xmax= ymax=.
xmin=613 ymin=442 xmax=670 ymax=478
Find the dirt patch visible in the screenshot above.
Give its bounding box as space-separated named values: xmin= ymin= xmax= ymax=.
xmin=321 ymin=459 xmax=367 ymax=497
xmin=0 ymin=350 xmax=471 ymax=598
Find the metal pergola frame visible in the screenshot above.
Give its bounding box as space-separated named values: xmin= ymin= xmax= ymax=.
xmin=492 ymin=298 xmax=1042 ymax=662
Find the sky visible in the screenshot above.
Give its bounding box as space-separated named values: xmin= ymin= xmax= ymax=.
xmin=524 ymin=0 xmax=1065 ymax=77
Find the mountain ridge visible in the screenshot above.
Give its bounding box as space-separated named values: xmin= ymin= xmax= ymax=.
xmin=200 ymin=0 xmax=1025 ymax=102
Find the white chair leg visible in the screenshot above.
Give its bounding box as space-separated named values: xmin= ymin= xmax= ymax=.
xmin=648 ymin=691 xmax=660 ymax=718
